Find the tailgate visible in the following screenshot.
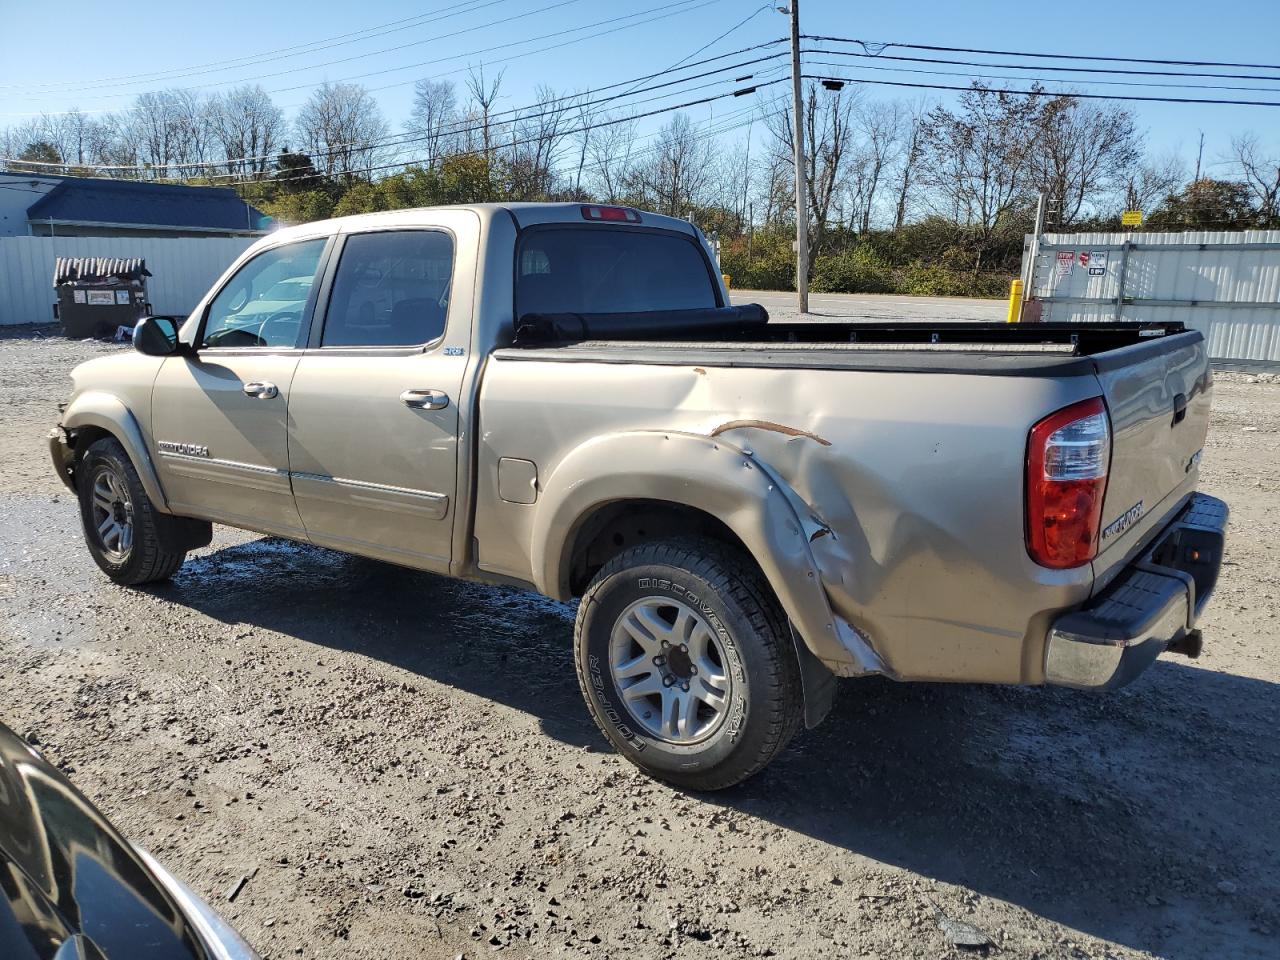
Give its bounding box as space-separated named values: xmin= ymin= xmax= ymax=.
xmin=1093 ymin=331 xmax=1211 ymax=574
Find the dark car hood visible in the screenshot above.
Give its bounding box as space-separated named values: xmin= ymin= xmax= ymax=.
xmin=0 ymin=723 xmax=209 ymax=960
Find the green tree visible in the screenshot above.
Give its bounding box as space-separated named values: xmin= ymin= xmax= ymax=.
xmin=13 ymin=140 xmax=61 ymax=172
xmin=1147 ymin=178 xmax=1259 ymax=230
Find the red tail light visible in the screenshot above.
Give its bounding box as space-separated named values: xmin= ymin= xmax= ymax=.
xmin=1026 ymin=397 xmax=1111 ymax=569
xmin=581 ymin=205 xmax=641 ymax=223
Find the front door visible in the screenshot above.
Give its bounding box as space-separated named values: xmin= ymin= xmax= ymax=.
xmin=287 ymin=226 xmax=468 ymax=569
xmin=151 ymin=236 xmax=329 ymax=538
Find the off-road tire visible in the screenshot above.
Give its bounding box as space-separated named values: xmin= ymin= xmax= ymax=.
xmin=76 ymin=437 xmax=187 ymax=585
xmin=574 ymin=537 xmax=803 ymax=790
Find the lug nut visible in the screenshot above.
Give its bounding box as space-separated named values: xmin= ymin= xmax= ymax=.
xmin=663 ymin=676 xmax=675 ymax=687
xmin=679 ymin=644 xmax=688 ymax=653
xmin=653 ymin=656 xmax=665 ymax=667
xmin=680 ymin=682 xmax=690 ymax=692
xmin=689 ymin=665 xmax=698 ymax=676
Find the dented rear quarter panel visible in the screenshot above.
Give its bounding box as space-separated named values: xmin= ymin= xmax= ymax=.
xmin=473 ymin=354 xmax=1106 ymax=684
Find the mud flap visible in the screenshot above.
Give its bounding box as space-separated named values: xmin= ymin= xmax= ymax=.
xmin=156 ymin=514 xmax=213 ymax=553
xmin=790 ymin=624 xmax=836 ymax=729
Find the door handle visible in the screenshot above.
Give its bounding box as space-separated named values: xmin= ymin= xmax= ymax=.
xmin=243 ymin=381 xmax=279 ymax=399
xmin=400 ymin=388 xmax=450 ymax=410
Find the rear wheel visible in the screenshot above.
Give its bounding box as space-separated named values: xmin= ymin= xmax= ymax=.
xmin=76 ymin=437 xmax=187 ymax=585
xmin=574 ymin=538 xmax=802 ymax=790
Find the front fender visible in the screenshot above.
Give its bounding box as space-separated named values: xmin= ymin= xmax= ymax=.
xmin=531 ymin=430 xmax=885 ymax=676
xmin=61 ymin=391 xmax=170 ymax=512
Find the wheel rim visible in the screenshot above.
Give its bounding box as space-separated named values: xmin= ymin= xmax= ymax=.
xmin=608 ymin=596 xmax=734 ymax=745
xmin=89 ymin=466 xmax=134 ymax=562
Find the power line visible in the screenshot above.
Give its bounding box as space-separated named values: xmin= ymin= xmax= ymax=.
xmin=0 ymin=1 xmax=752 ymax=119
xmin=0 ymin=0 xmax=510 ymax=93
xmin=14 ymin=79 xmax=787 ymax=191
xmin=802 ymin=56 xmax=1280 ymax=96
xmin=804 ymin=46 xmax=1280 ymax=85
xmin=2 ymin=50 xmax=787 ymax=175
xmin=16 ymin=0 xmax=594 ymax=101
xmin=805 ymin=36 xmax=1280 ymax=72
xmin=802 ymin=73 xmax=1280 ymax=108
xmin=215 ymin=77 xmax=787 ymax=187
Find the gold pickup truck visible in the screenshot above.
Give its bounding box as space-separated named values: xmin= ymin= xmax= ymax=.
xmin=50 ymin=203 xmax=1227 ymax=789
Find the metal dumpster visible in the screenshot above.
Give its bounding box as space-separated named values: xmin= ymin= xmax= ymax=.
xmin=53 ymin=257 xmax=152 ymax=338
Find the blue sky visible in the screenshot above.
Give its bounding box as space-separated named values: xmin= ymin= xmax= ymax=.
xmin=2 ymin=0 xmax=1278 ymax=175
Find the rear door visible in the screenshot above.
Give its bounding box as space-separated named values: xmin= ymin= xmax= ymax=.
xmin=287 ymin=219 xmax=475 ymax=570
xmin=1092 ymin=331 xmax=1212 ymax=576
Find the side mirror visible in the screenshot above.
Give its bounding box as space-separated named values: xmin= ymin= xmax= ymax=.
xmin=132 ymin=316 xmax=185 ymax=357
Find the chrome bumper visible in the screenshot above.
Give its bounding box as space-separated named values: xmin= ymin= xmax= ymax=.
xmin=1045 ymin=493 xmax=1228 ymax=691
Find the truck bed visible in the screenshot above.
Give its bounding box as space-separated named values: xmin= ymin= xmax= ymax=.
xmin=498 ymin=321 xmax=1199 ymax=378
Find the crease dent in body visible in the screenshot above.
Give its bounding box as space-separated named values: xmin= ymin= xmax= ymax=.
xmin=708 ymin=419 xmax=832 ymax=447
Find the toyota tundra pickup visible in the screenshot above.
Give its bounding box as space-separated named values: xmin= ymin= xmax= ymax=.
xmin=49 ymin=203 xmax=1228 ymax=789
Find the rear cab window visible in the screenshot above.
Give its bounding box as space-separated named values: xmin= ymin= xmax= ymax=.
xmin=516 ymin=227 xmax=719 ymax=317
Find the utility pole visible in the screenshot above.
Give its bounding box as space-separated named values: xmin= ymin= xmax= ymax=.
xmin=787 ymin=0 xmax=809 ymax=314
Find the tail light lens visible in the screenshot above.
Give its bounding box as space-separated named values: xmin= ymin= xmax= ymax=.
xmin=1026 ymin=397 xmax=1111 ymax=568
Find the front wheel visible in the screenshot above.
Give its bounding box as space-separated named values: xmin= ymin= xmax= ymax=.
xmin=574 ymin=538 xmax=802 ymax=790
xmin=76 ymin=437 xmax=188 ymax=585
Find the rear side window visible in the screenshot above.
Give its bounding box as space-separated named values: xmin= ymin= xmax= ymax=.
xmin=322 ymin=230 xmax=453 ymax=347
xmin=516 ymin=227 xmax=717 ymax=317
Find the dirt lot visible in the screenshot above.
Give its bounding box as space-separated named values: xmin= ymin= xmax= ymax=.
xmin=1 ymin=330 xmax=1276 ymax=960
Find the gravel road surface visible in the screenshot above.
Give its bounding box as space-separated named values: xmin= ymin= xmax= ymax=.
xmin=1 ymin=331 xmax=1276 ymax=960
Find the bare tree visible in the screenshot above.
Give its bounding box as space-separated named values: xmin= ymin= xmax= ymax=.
xmin=1123 ymin=152 xmax=1185 ymax=214
xmin=767 ymin=82 xmax=855 ymax=256
xmin=406 ymin=79 xmax=458 ymax=165
xmin=127 ymin=89 xmax=211 ymax=177
xmin=1230 ymin=133 xmax=1280 ymax=226
xmin=846 ymin=99 xmax=904 ymax=233
xmin=507 ymin=85 xmax=574 ymax=199
xmin=631 ymin=113 xmax=716 ymax=217
xmin=209 ymin=85 xmax=285 ymax=176
xmin=586 ymin=114 xmax=637 ymax=203
xmin=465 ymin=67 xmax=504 ymax=164
xmin=918 ymin=83 xmax=1046 ymax=269
xmin=893 ymin=104 xmax=926 ymax=229
xmin=1029 ymin=96 xmax=1142 ymax=224
xmin=296 ymin=82 xmax=390 ymax=183
xmin=570 ymin=94 xmax=595 ymax=197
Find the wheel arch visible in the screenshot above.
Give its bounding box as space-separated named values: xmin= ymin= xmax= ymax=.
xmin=531 ymin=430 xmax=883 ymax=679
xmin=62 ymin=391 xmax=170 ymax=512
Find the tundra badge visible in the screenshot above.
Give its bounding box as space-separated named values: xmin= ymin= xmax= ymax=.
xmin=1101 ymin=501 xmax=1144 ymax=541
xmin=157 ymin=441 xmax=210 ymax=458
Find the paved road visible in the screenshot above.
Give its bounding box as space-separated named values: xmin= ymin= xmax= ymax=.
xmin=733 ymin=289 xmax=1007 ymax=323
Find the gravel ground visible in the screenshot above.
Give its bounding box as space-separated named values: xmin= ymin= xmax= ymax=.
xmin=1 ymin=331 xmax=1277 ymax=960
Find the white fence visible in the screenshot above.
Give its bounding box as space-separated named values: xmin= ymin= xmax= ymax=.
xmin=0 ymin=235 xmax=256 ymax=327
xmin=1023 ymin=230 xmax=1280 ymax=363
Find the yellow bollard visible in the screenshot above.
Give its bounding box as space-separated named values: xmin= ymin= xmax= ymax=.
xmin=722 ymin=273 xmax=732 ymax=290
xmin=1007 ymin=279 xmax=1024 ymax=323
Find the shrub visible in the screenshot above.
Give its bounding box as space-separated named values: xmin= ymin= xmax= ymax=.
xmin=810 ymin=246 xmax=894 ymax=294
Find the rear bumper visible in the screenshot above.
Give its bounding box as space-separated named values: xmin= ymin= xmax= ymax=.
xmin=1044 ymin=493 xmax=1228 ymax=690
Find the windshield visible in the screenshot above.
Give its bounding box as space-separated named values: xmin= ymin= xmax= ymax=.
xmin=516 ymin=227 xmax=718 ymax=317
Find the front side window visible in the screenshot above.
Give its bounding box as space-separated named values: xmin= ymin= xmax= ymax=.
xmin=322 ymin=230 xmax=454 ymax=347
xmin=515 ymin=227 xmax=717 ymax=317
xmin=201 ymin=238 xmax=327 ymax=348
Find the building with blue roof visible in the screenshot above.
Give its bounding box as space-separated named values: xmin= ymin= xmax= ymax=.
xmin=0 ymin=171 xmax=271 ymax=238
